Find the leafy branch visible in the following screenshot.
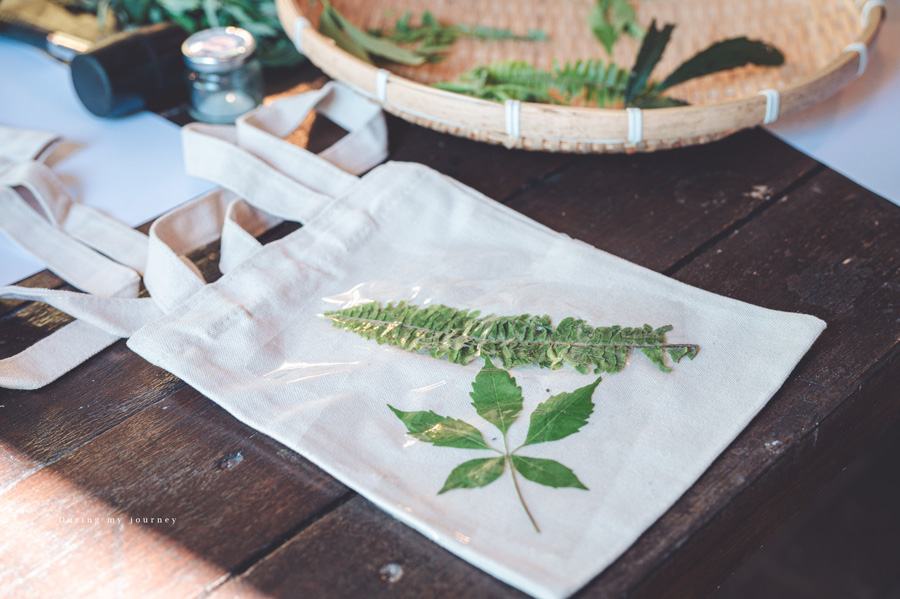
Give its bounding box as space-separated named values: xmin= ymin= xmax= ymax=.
xmin=589 ymin=0 xmax=645 ymax=55
xmin=324 ymin=300 xmax=698 ymax=374
xmin=390 ymin=358 xmax=599 ymax=532
xmin=68 ymin=0 xmax=302 ymax=67
xmin=369 ymin=10 xmax=548 ymax=62
xmin=319 ymin=2 xmax=547 ymax=66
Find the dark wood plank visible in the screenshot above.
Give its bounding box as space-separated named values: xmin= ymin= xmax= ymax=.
xmin=711 ymin=420 xmax=900 ymax=599
xmin=503 ymin=128 xmax=820 ymax=272
xmin=0 ymin=386 xmax=348 ymax=599
xmin=206 ymin=497 xmax=528 ymax=599
xmin=386 ymin=117 xmax=573 ymax=202
xmin=580 ymin=169 xmax=900 ymax=598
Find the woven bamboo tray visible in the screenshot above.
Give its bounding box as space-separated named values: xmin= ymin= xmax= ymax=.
xmin=275 ymin=0 xmax=885 ymax=153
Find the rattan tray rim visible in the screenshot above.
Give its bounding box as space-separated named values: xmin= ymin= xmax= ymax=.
xmin=275 ymin=0 xmax=885 ymax=153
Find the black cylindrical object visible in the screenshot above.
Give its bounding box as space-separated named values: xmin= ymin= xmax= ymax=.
xmin=70 ymin=23 xmax=189 ymax=118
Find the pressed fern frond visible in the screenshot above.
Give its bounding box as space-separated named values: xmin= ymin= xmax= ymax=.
xmin=324 ymin=301 xmax=698 ymax=374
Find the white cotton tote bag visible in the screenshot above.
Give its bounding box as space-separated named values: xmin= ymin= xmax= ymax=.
xmin=2 ymin=84 xmax=825 ymax=599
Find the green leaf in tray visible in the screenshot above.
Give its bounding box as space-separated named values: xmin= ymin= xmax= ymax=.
xmin=321 ymin=0 xmax=426 ymax=65
xmin=624 ymin=19 xmax=674 ymax=105
xmin=590 ymin=0 xmax=644 ymax=55
xmin=658 ymin=36 xmax=785 ymax=92
xmin=319 ymin=4 xmax=371 ymax=62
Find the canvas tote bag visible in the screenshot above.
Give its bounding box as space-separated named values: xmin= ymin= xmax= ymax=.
xmin=1 ymin=85 xmax=825 ymax=599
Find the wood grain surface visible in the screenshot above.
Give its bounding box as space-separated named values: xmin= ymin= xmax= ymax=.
xmin=1 ymin=61 xmax=898 ymax=599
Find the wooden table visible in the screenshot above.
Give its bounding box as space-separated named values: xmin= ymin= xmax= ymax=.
xmin=2 ymin=63 xmax=899 ymax=599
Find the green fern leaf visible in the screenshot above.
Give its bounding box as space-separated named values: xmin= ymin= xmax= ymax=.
xmin=435 ymin=59 xmax=634 ymax=107
xmin=324 ymin=301 xmax=698 ymax=374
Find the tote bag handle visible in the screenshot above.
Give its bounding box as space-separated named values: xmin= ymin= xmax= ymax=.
xmin=0 ymin=286 xmax=161 ymax=389
xmin=145 ymin=82 xmax=388 ymax=313
xmin=0 ymin=142 xmax=159 ymax=389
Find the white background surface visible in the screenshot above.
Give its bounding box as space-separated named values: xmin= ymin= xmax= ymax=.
xmin=767 ymin=0 xmax=899 ymax=208
xmin=0 ymin=38 xmax=213 ymax=285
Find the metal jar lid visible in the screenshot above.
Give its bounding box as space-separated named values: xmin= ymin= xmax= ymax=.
xmin=182 ymin=27 xmax=257 ymax=73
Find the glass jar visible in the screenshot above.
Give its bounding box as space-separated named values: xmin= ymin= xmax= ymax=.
xmin=182 ymin=27 xmax=264 ymax=124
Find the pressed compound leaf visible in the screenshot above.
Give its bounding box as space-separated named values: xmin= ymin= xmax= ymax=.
xmin=439 ymin=457 xmax=506 ymax=493
xmin=523 ymin=378 xmax=600 ymax=446
xmin=511 ymin=455 xmax=588 ymax=490
xmin=469 ymin=358 xmax=524 ymax=434
xmin=325 ymin=301 xmax=698 ymax=374
xmin=388 ymin=405 xmax=492 ymax=450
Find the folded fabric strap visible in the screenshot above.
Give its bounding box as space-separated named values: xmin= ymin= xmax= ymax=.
xmin=0 ymin=161 xmax=149 ymax=275
xmin=0 ymin=127 xmax=151 ymax=389
xmin=146 ymin=82 xmax=388 ymax=313
xmin=0 ymin=126 xmax=60 ymax=164
xmin=0 ymin=286 xmax=161 ymax=390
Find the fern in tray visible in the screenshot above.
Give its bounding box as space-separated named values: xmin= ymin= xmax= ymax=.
xmin=434 ymin=59 xmax=631 ymax=105
xmin=324 ymin=301 xmax=698 ymax=375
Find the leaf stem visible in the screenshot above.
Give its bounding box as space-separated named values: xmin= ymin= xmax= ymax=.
xmin=504 ymin=434 xmax=540 ymax=533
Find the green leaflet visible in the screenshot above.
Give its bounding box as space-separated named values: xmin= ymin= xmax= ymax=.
xmin=511 ymin=455 xmax=588 ymax=490
xmin=438 ymin=457 xmax=506 ymax=493
xmin=388 ymin=405 xmax=492 ymax=450
xmin=523 ymin=378 xmax=600 ymax=446
xmin=324 ymin=301 xmax=699 ymax=375
xmin=469 ymin=358 xmax=524 ymax=435
xmin=390 ymin=359 xmax=599 ymax=532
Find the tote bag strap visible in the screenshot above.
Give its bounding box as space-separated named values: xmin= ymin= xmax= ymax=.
xmin=0 ymin=173 xmax=142 ymax=298
xmin=0 ymin=161 xmax=149 ymax=276
xmin=145 ymin=83 xmax=388 ymax=313
xmin=0 ymin=126 xmax=60 ymax=164
xmin=0 ymin=286 xmax=161 ymax=390
xmin=0 ymin=129 xmax=155 ymax=389
xmin=181 ymin=82 xmax=387 ymax=219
